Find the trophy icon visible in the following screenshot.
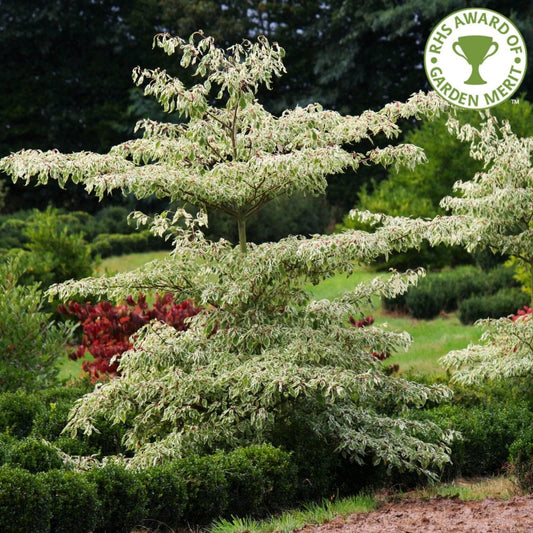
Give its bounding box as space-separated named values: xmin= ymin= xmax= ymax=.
xmin=452 ymin=35 xmax=499 ymax=85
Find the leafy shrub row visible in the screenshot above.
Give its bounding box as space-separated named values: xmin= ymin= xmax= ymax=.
xmin=383 ymin=265 xmax=523 ymax=320
xmin=0 ymin=444 xmax=296 ymax=532
xmin=91 ymin=230 xmax=163 ymax=258
xmin=1 ymin=195 xmax=330 ymax=261
xmin=410 ymin=398 xmax=533 ymax=480
xmin=458 ymin=287 xmax=530 ymax=325
xmin=0 ymin=386 xmax=127 ymax=458
xmin=0 ymin=208 xmax=170 ymax=288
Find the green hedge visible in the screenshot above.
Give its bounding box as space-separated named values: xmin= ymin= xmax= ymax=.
xmin=383 ymin=265 xmax=523 ymax=320
xmin=458 ymin=287 xmax=530 ymax=324
xmin=0 ymin=466 xmax=51 ymax=533
xmin=91 ymin=230 xmax=166 ymax=258
xmin=7 ymin=438 xmax=65 ymax=473
xmin=0 ymin=391 xmax=43 ymax=438
xmin=411 ymin=400 xmax=533 ymax=479
xmin=88 ymin=463 xmax=148 ymax=533
xmin=0 ymin=444 xmax=298 ymax=530
xmin=39 ymin=470 xmax=101 ymax=533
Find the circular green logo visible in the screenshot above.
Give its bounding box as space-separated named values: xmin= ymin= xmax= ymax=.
xmin=424 ymin=8 xmax=527 ymax=109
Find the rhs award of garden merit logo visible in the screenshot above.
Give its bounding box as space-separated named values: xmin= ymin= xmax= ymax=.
xmin=424 ymin=8 xmax=527 ymax=109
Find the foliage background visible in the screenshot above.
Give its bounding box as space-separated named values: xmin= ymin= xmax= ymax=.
xmin=1 ymin=0 xmax=531 ymax=214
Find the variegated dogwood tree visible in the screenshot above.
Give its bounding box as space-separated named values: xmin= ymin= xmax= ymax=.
xmin=438 ymin=116 xmax=532 ymax=384
xmin=0 ymin=33 xmax=454 ymax=473
xmin=353 ymin=114 xmax=532 ymax=386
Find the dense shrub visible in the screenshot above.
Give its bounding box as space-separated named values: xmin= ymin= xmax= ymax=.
xmin=383 ymin=265 xmax=523 ymax=320
xmin=0 ymin=434 xmax=14 ymax=465
xmin=0 ymin=207 xmax=169 ymax=265
xmin=509 ymin=426 xmax=533 ymax=492
xmin=91 ymin=230 xmax=164 ymax=258
xmin=60 ymin=293 xmax=201 ymax=380
xmin=458 ymin=288 xmax=530 ymax=324
xmin=31 ymin=384 xmax=91 ymax=441
xmin=173 ymin=454 xmax=229 ymax=524
xmin=32 ymin=401 xmax=73 ymax=442
xmin=405 ymin=278 xmax=446 ymax=319
xmin=7 ymin=438 xmax=65 ymax=473
xmin=216 ymin=444 xmax=297 ymax=518
xmin=272 ymin=414 xmax=342 ymax=501
xmin=412 ymin=400 xmax=533 ymax=479
xmin=0 ymin=390 xmax=43 ymax=438
xmin=0 ymin=444 xmax=300 ymax=530
xmin=0 ymin=466 xmax=51 ymax=533
xmin=139 ymin=463 xmax=188 ymax=529
xmin=439 ymin=266 xmax=489 ymax=311
xmin=39 ymin=469 xmax=100 ymax=533
xmin=29 ymin=385 xmax=126 ymax=457
xmin=91 ymin=206 xmax=137 ymax=237
xmin=87 ymin=463 xmax=147 ymax=533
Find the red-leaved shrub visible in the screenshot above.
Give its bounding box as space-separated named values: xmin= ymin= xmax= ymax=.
xmin=59 ymin=294 xmax=201 ymax=380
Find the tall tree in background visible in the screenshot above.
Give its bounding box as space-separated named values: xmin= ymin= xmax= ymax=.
xmin=0 ymin=0 xmax=158 ymax=210
xmin=1 ymin=0 xmax=531 ymax=212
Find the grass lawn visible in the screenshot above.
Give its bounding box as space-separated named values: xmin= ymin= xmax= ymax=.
xmin=379 ymin=313 xmax=481 ymax=377
xmin=96 ymin=250 xmax=170 ymax=275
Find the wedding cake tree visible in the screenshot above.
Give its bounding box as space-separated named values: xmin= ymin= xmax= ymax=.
xmin=1 ymin=32 xmax=453 ymax=474
xmin=439 ymin=115 xmax=533 ymax=383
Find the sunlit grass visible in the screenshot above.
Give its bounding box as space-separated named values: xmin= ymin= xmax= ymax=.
xmin=97 ymin=250 xmax=170 ymax=275
xmin=57 ymin=350 xmax=95 ymax=383
xmin=402 ymin=475 xmax=521 ymax=501
xmin=379 ymin=314 xmax=481 ymax=377
xmin=209 ymin=493 xmax=377 ymax=533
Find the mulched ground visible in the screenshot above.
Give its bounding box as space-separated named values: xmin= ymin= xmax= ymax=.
xmin=298 ymin=495 xmax=533 ymax=533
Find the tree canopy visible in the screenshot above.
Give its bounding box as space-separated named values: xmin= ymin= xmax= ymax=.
xmin=2 ymin=0 xmax=531 ymax=213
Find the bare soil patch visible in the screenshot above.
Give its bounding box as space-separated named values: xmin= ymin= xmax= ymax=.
xmin=299 ymin=494 xmax=533 ymax=533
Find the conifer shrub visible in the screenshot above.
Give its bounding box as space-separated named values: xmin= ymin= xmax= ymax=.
xmin=0 ymin=256 xmax=71 ymax=392
xmin=39 ymin=469 xmax=100 ymax=533
xmin=0 ymin=466 xmax=51 ymax=533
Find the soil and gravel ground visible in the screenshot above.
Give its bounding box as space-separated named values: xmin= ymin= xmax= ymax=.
xmin=299 ymin=494 xmax=533 ymax=533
